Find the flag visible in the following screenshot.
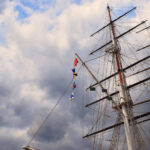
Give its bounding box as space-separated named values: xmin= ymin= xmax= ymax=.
xmin=72 ymin=68 xmax=77 ymax=77
xmin=72 ymin=81 xmax=76 ymax=89
xmin=69 ymin=92 xmax=74 ymax=100
xmin=74 ymin=58 xmax=78 ymax=67
xmin=72 ymin=68 xmax=75 ymax=73
xmin=72 ymin=68 xmax=78 ymax=77
xmin=73 ymin=73 xmax=78 ymax=77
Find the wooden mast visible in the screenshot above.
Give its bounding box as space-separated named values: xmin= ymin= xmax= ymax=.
xmin=89 ymin=20 xmax=146 ymax=55
xmin=107 ymin=5 xmax=134 ymax=150
xmin=76 ymin=5 xmax=149 ymax=149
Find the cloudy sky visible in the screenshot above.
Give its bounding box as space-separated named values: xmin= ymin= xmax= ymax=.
xmin=0 ymin=0 xmax=150 ymax=150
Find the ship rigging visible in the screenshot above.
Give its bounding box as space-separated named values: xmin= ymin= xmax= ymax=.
xmin=23 ymin=5 xmax=150 ymax=150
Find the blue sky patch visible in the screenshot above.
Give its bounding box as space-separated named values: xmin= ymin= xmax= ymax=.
xmin=71 ymin=0 xmax=81 ymax=5
xmin=19 ymin=0 xmax=56 ymax=11
xmin=112 ymin=4 xmax=136 ymax=19
xmin=20 ymin=0 xmax=40 ymax=11
xmin=15 ymin=5 xmax=29 ymax=20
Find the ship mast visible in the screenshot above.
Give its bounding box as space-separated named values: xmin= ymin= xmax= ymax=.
xmin=107 ymin=5 xmax=134 ymax=150
xmin=75 ymin=5 xmax=150 ymax=150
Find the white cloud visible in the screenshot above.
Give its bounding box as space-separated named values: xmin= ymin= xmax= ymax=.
xmin=0 ymin=0 xmax=149 ymax=150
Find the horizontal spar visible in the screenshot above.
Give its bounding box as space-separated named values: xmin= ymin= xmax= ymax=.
xmin=83 ymin=112 xmax=150 ymax=138
xmin=127 ymin=76 xmax=150 ymax=89
xmin=87 ymin=55 xmax=150 ymax=90
xmin=133 ymin=98 xmax=150 ymax=106
xmin=86 ymin=76 xmax=150 ymax=107
xmin=137 ymin=118 xmax=150 ymax=124
xmin=90 ymin=7 xmax=136 ymax=37
xmin=85 ymin=91 xmax=119 ymax=107
xmin=136 ymin=25 xmax=150 ymax=33
xmin=137 ymin=44 xmax=150 ymax=51
xmin=90 ymin=20 xmax=147 ymax=55
xmin=128 ymin=67 xmax=150 ymax=77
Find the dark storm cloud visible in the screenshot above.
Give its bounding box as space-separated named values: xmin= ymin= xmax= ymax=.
xmin=28 ymin=107 xmax=69 ymax=143
xmin=36 ymin=115 xmax=67 ymax=142
xmin=35 ymin=117 xmax=88 ymax=150
xmin=0 ymin=96 xmax=32 ymax=129
xmin=12 ymin=98 xmax=36 ymax=128
xmin=39 ymin=68 xmax=70 ymax=98
xmin=0 ymin=84 xmax=11 ymax=97
xmin=0 ymin=138 xmax=20 ymax=150
xmin=0 ymin=79 xmax=20 ymax=127
xmin=0 ymin=78 xmax=44 ymax=129
xmin=0 ymin=129 xmax=25 ymax=150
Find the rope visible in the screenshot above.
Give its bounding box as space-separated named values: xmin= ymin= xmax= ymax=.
xmin=27 ymin=78 xmax=73 ymax=146
xmin=27 ymin=65 xmax=83 ymax=146
xmin=65 ymin=100 xmax=73 ymax=150
xmin=84 ymin=54 xmax=107 ymax=63
xmin=81 ymin=66 xmax=85 ymax=150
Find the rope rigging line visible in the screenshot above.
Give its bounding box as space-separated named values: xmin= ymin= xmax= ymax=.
xmin=138 ymin=122 xmax=150 ymax=142
xmin=81 ymin=66 xmax=86 ymax=150
xmin=96 ymin=52 xmax=110 ymax=149
xmin=133 ymin=121 xmax=148 ymax=150
xmin=83 ymin=58 xmax=104 ymax=149
xmin=65 ymin=100 xmax=73 ymax=150
xmin=108 ymin=113 xmax=121 ymax=150
xmin=84 ymin=54 xmax=107 ymax=63
xmin=26 ymin=65 xmax=83 ymax=146
xmin=118 ymin=32 xmax=150 ymax=103
xmin=76 ymin=8 xmax=149 ymax=149
xmin=93 ymin=94 xmax=103 ymax=149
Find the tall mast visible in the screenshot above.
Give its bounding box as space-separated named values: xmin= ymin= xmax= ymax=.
xmin=75 ymin=5 xmax=149 ymax=150
xmin=107 ymin=5 xmax=134 ymax=150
